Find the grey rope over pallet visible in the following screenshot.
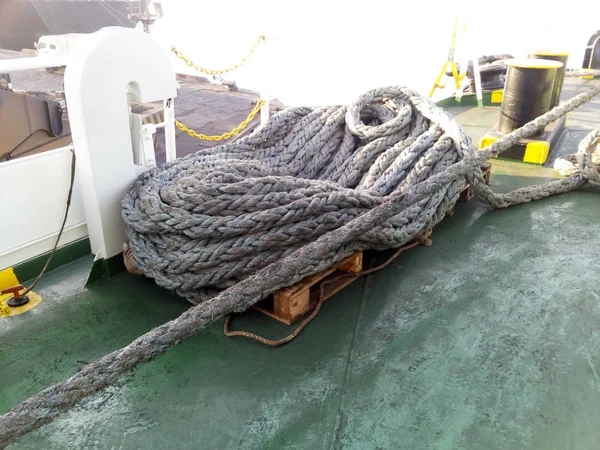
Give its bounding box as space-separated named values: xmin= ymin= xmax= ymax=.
xmin=1 ymin=85 xmax=599 ymax=448
xmin=121 ymin=85 xmax=598 ymax=303
xmin=123 ymin=87 xmax=476 ymax=303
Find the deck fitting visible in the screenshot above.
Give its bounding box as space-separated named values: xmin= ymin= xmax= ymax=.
xmin=2 ymin=285 xmax=30 ymax=307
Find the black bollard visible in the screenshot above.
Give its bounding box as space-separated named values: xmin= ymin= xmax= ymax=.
xmin=528 ymin=51 xmax=569 ymax=108
xmin=479 ymin=58 xmax=568 ymax=165
xmin=499 ymin=59 xmax=563 ymax=137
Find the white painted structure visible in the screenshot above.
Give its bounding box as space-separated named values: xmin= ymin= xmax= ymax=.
xmin=0 ymin=146 xmax=87 ymax=269
xmin=0 ymin=55 xmax=71 ymax=72
xmin=0 ymin=27 xmax=177 ymax=270
xmin=65 ymin=27 xmax=177 ymax=260
xmin=36 ymin=34 xmax=88 ymax=58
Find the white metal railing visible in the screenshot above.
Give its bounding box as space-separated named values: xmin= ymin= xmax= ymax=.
xmin=0 ymin=55 xmax=71 ymax=73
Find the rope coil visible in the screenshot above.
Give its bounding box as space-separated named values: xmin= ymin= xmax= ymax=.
xmin=123 ymin=86 xmax=600 ymax=305
xmin=124 ymin=87 xmax=475 ymax=304
xmin=1 ymin=84 xmax=599 ymax=448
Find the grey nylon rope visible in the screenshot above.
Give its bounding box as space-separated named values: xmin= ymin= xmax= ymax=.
xmin=122 ymin=86 xmax=599 ymax=304
xmin=0 ymin=85 xmax=599 ymax=448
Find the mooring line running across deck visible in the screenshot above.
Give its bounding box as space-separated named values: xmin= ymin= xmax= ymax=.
xmin=0 ymin=85 xmax=599 ymax=448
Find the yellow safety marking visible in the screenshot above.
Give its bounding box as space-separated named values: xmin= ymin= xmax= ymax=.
xmin=581 ymin=69 xmax=594 ymax=79
xmin=142 ymin=110 xmax=165 ymax=125
xmin=479 ymin=136 xmax=550 ymax=165
xmin=523 ymin=141 xmax=550 ymax=164
xmin=172 ymin=35 xmax=265 ymax=76
xmin=506 ymin=59 xmax=563 ymax=69
xmin=0 ymin=267 xmax=19 ymax=290
xmin=532 ymin=50 xmax=570 ymax=56
xmin=0 ymin=268 xmax=42 ymax=318
xmin=175 ymin=100 xmax=264 ymax=141
xmin=479 ymin=136 xmax=497 ymax=150
xmin=491 ymin=90 xmax=504 ymax=103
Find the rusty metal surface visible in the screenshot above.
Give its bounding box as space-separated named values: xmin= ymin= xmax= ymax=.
xmin=0 ymin=89 xmax=70 ymax=161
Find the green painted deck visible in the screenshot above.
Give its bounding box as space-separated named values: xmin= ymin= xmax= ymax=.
xmin=2 ymin=79 xmax=600 ymax=449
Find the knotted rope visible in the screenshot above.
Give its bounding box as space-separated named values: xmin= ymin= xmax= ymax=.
xmin=1 ymin=85 xmax=599 ymax=448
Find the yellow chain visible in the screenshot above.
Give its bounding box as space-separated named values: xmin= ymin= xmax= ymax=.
xmin=175 ymin=100 xmax=265 ymax=141
xmin=171 ymin=35 xmax=265 ymax=76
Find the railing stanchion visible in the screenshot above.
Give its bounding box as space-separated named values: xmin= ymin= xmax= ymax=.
xmin=164 ymin=97 xmax=177 ymax=162
xmin=260 ymin=35 xmax=270 ymax=126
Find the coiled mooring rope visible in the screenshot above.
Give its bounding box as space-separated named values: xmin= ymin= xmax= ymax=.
xmin=123 ymin=87 xmax=474 ymax=303
xmin=122 ymin=86 xmax=599 ymax=304
xmin=0 ymin=85 xmax=599 ymax=448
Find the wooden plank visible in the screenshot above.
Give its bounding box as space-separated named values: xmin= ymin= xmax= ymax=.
xmin=273 ymin=289 xmax=310 ymax=324
xmin=275 ymin=253 xmax=361 ymax=300
xmin=253 ymin=252 xmax=363 ymax=325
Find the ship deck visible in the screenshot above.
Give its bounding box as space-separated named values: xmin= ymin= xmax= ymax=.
xmin=0 ymin=48 xmax=283 ymax=165
xmin=2 ymin=78 xmax=600 ymax=449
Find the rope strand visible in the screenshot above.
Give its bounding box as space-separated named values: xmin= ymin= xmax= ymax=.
xmin=1 ymin=85 xmax=599 ymax=448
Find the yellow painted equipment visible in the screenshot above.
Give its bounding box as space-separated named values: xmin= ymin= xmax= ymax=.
xmin=480 ymin=136 xmax=550 ymax=165
xmin=0 ymin=268 xmax=42 ymax=318
xmin=429 ymin=18 xmax=467 ymax=97
xmin=491 ymin=90 xmax=503 ymax=104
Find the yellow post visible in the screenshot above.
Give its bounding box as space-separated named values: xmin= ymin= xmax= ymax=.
xmin=429 ymin=18 xmax=467 ymax=97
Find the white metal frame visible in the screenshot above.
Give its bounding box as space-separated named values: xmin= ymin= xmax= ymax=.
xmin=0 ymin=55 xmax=70 ymax=72
xmin=0 ymin=27 xmax=178 ymax=267
xmin=64 ymin=27 xmax=177 ymax=260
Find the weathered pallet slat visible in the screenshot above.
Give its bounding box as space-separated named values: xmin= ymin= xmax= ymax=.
xmin=253 ymin=252 xmax=362 ymax=325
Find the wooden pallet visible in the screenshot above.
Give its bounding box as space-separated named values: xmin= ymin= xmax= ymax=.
xmin=253 ymin=252 xmax=363 ymax=325
xmin=254 ymin=163 xmax=493 ymax=325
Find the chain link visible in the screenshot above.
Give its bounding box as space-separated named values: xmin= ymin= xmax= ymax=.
xmin=171 ymin=35 xmax=265 ymax=76
xmin=174 ymin=100 xmax=265 ymax=141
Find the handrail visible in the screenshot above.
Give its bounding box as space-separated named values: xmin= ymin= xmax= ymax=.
xmin=0 ymin=55 xmax=70 ymax=73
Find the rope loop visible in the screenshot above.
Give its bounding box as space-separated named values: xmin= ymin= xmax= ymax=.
xmin=553 ymin=129 xmax=600 ymax=184
xmin=346 ymin=87 xmax=413 ymax=139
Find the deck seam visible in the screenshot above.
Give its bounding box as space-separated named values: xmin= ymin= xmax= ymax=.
xmin=329 ymin=273 xmax=370 ymax=449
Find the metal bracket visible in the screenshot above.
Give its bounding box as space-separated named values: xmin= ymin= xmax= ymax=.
xmin=45 ymin=99 xmax=64 ymax=136
xmin=130 ymin=112 xmax=157 ymax=168
xmin=140 ymin=123 xmax=157 ymax=167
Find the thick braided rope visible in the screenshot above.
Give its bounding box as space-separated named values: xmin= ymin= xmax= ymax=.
xmin=0 ymin=85 xmax=599 ymax=448
xmin=123 ymin=87 xmax=475 ymax=303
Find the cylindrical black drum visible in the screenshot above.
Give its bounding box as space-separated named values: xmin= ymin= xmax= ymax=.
xmin=527 ymin=51 xmax=569 ymax=108
xmin=499 ymin=59 xmax=563 ymax=136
